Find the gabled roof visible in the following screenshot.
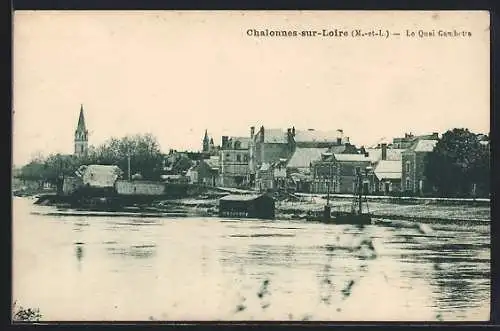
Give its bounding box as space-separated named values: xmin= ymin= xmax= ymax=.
xmin=405 ymin=139 xmax=438 ymax=153
xmin=287 ymin=147 xmax=328 ymax=169
xmin=294 ymin=129 xmax=339 ymax=143
xmin=364 ymin=148 xmax=405 ymax=162
xmin=81 ymin=165 xmax=123 ymax=188
xmin=262 ymin=128 xmax=287 ymax=143
xmin=374 ymin=160 xmax=402 ymax=180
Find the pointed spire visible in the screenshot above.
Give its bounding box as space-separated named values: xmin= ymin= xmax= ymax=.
xmin=77 ymin=104 xmax=87 ymax=132
xmin=203 ymin=129 xmax=209 ymax=141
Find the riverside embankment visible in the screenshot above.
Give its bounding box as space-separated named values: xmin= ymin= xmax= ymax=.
xmin=32 ymin=190 xmax=490 ymax=224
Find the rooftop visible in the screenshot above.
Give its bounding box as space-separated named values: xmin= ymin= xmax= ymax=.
xmin=287 ymin=147 xmax=328 ymax=169
xmin=294 ymin=129 xmax=340 ymax=143
xmin=79 ymin=164 xmax=123 ymax=188
xmin=334 ymin=154 xmax=372 ymax=162
xmin=364 ymin=148 xmax=406 ymax=162
xmin=259 ymin=128 xmax=288 ymax=144
xmin=407 ymin=139 xmax=438 ymax=153
xmin=374 ymin=160 xmax=402 ymax=180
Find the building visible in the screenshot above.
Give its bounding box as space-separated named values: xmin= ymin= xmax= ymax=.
xmin=220 ymin=136 xmax=251 ymax=187
xmin=74 ymin=104 xmax=89 ymax=157
xmin=402 ymin=139 xmax=438 ymax=195
xmin=253 ymin=158 xmax=289 ymax=192
xmin=392 ymin=132 xmax=439 ymax=149
xmin=196 ymin=156 xmax=221 ymax=187
xmin=202 ymin=130 xmax=218 ymax=156
xmin=255 ymin=163 xmax=274 ymax=191
xmin=285 ymin=147 xmax=328 ymax=192
xmin=312 ymin=153 xmax=376 ymax=194
xmin=286 ymin=147 xmax=328 ymax=174
xmin=219 ymin=194 xmax=275 ymax=219
xmin=250 ymin=126 xmax=293 ymax=172
xmin=374 ymin=160 xmax=403 ymax=194
xmin=76 ymin=164 xmax=123 ymax=195
xmin=186 ymin=165 xmax=198 ymax=184
xmin=292 ymin=128 xmax=350 ymax=148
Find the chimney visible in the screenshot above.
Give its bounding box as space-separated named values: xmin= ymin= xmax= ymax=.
xmin=260 ymin=126 xmax=265 ymax=142
xmin=222 ymin=136 xmax=228 ymax=148
xmin=250 ymin=126 xmax=255 ymax=139
xmin=337 ymin=137 xmax=342 ymax=145
xmin=381 ymin=143 xmax=387 ymax=160
xmin=292 ymin=126 xmax=295 ymax=136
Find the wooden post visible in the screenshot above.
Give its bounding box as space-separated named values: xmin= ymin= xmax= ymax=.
xmin=127 ymin=147 xmax=131 ymax=181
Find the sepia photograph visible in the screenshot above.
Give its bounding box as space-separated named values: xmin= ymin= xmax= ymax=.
xmin=12 ymin=10 xmax=490 ymax=322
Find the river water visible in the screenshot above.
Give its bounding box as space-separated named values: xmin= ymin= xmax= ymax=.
xmin=12 ymin=197 xmax=490 ymax=321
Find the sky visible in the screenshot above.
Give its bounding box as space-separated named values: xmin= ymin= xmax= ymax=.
xmin=12 ymin=11 xmax=490 ymax=166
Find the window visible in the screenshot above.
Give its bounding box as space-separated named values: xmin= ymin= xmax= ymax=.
xmin=236 ymin=155 xmax=241 ymax=162
xmin=406 ymin=178 xmax=411 ymax=190
xmin=226 ymin=153 xmax=230 ymax=160
xmin=405 ymin=161 xmax=411 ymax=173
xmin=244 ymin=155 xmax=249 ymax=162
xmin=354 ymin=166 xmax=361 ymax=175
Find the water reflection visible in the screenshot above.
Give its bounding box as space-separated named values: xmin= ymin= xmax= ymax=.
xmin=106 ymin=244 xmax=157 ymax=259
xmin=75 ymin=244 xmax=84 ymax=262
xmin=12 ymin=197 xmax=490 ymax=321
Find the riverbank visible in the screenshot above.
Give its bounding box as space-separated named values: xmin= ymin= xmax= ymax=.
xmin=28 ymin=190 xmax=491 ymax=224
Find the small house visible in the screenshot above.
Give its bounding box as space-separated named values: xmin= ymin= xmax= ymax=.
xmin=77 ymin=164 xmax=123 ymax=196
xmin=219 ymin=194 xmax=275 ymax=220
xmin=374 ymin=160 xmax=402 ymax=194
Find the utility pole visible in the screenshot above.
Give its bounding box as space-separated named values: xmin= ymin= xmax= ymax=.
xmin=127 ymin=147 xmax=131 ymax=181
xmin=327 ymin=163 xmax=332 ymax=206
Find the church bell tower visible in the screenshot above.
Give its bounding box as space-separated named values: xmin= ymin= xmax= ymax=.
xmin=74 ymin=104 xmax=89 ymax=157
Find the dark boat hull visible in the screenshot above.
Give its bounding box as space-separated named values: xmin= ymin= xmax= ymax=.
xmin=332 ymin=212 xmax=372 ymax=225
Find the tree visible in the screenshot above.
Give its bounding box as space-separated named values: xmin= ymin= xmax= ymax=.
xmin=18 ymin=160 xmax=47 ymax=182
xmin=88 ymin=134 xmax=164 ymax=180
xmin=425 ymin=128 xmax=490 ymax=197
xmin=17 ymin=134 xmax=165 ymax=187
xmin=171 ymin=155 xmax=193 ymax=174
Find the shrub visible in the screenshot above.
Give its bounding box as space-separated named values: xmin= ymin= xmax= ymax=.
xmin=12 ymin=301 xmax=42 ymax=322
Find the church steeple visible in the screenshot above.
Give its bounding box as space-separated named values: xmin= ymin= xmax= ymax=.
xmin=76 ymin=104 xmax=86 ymax=133
xmin=74 ymin=104 xmax=89 ymax=157
xmin=202 ymin=129 xmax=210 ymax=152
